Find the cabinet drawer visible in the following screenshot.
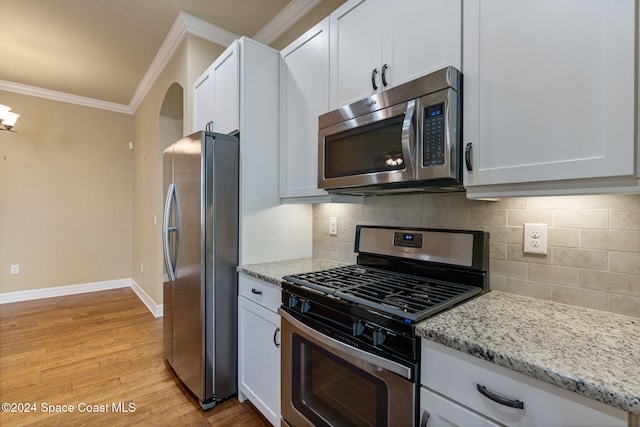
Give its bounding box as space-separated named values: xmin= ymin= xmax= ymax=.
xmin=238 ymin=274 xmax=281 ymax=313
xmin=421 ymin=387 xmax=501 ymax=427
xmin=421 ymin=340 xmax=627 ymax=427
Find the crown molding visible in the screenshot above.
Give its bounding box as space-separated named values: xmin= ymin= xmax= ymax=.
xmin=0 ymin=79 xmax=132 ymax=114
xmin=0 ymin=5 xmax=318 ymax=115
xmin=128 ymin=11 xmax=239 ymax=113
xmin=253 ymin=0 xmax=321 ymax=45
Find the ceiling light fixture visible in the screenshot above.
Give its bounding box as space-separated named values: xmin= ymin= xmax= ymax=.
xmin=0 ymin=104 xmax=20 ymax=132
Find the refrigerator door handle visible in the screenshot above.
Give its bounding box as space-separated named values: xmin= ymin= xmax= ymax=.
xmin=163 ymin=182 xmax=178 ymax=281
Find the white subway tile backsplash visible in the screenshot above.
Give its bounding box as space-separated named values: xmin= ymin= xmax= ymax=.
xmin=547 ymin=228 xmax=580 ymax=248
xmin=486 ymin=226 xmax=523 ymax=244
xmin=553 ymin=209 xmax=609 ymax=229
xmin=507 ymin=243 xmax=552 ymax=265
xmin=527 ymin=196 xmax=580 ymax=209
xmin=610 ymin=209 xmax=640 ymax=230
xmin=506 ymin=278 xmax=552 ymax=300
xmin=491 ymin=259 xmax=528 ymax=279
xmin=489 ymin=242 xmax=507 ymax=260
xmin=507 ymin=210 xmax=553 ymax=227
xmin=313 ymin=193 xmax=640 ymax=317
xmin=579 ymin=269 xmax=640 ymax=296
xmin=470 ymin=208 xmax=507 ymax=226
xmin=608 ymin=294 xmax=640 ymax=317
xmin=579 ymin=194 xmax=640 ymax=209
xmin=528 ymin=264 xmax=579 ymax=286
xmin=581 ymin=229 xmax=640 ymax=252
xmin=551 ymin=285 xmax=609 ymax=311
xmin=609 ymin=252 xmax=640 ymax=274
xmin=552 ymin=247 xmax=608 ymax=270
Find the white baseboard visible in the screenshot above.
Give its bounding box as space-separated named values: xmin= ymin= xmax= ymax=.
xmin=0 ymin=278 xmax=163 ymax=318
xmin=130 ymin=279 xmax=163 ymax=318
xmin=0 ymin=279 xmax=130 ymax=304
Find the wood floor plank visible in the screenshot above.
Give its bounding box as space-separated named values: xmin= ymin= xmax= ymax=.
xmin=0 ymin=288 xmax=271 ymax=427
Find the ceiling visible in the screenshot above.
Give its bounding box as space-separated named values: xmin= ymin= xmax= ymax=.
xmin=0 ymin=0 xmax=326 ymax=109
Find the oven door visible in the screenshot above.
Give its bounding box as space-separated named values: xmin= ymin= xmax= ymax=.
xmin=279 ymin=309 xmax=416 ymax=427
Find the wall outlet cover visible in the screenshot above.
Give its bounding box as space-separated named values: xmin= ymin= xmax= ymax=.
xmin=524 ymin=223 xmax=547 ymax=255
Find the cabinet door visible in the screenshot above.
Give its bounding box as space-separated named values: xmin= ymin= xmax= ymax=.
xmin=194 ymin=67 xmax=215 ymax=132
xmin=463 ymin=0 xmax=636 ymax=190
xmin=238 ymin=295 xmax=281 ymax=426
xmin=212 ymin=40 xmax=239 ymax=135
xmin=280 ymin=19 xmax=330 ymax=199
xmin=383 ymin=0 xmax=461 ymax=88
xmin=421 ymin=387 xmax=501 ymax=427
xmin=330 ymin=0 xmax=383 ymax=108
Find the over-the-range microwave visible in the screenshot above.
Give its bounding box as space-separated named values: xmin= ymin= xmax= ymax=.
xmin=318 ymin=66 xmax=463 ymax=195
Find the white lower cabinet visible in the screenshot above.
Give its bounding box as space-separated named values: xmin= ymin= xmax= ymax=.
xmin=420 ymin=340 xmax=628 ymax=427
xmin=421 ymin=387 xmax=501 ymax=427
xmin=238 ymin=274 xmax=281 ymax=426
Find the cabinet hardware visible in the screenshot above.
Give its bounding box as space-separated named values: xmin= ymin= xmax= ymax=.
xmin=477 ymin=384 xmax=524 ymax=409
xmin=273 ymin=327 xmax=280 ymax=348
xmin=465 ymin=142 xmax=473 ymax=171
xmin=251 ymin=288 xmax=263 ymax=295
xmin=420 ymin=410 xmax=430 ymax=427
xmin=381 ymin=63 xmax=389 ymax=87
xmin=371 ymin=68 xmax=378 ymax=90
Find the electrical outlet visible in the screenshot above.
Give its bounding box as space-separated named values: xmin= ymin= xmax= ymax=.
xmin=329 ymin=217 xmax=338 ymax=236
xmin=524 ymin=223 xmax=547 ymax=255
xmin=10 ymin=264 xmax=19 ymax=275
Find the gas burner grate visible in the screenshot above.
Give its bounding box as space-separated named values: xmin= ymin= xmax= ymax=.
xmin=284 ymin=265 xmax=482 ymax=322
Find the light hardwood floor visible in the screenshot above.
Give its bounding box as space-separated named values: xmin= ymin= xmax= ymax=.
xmin=0 ymin=288 xmax=271 ymax=427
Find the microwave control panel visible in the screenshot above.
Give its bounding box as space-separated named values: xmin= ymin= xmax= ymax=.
xmin=422 ymin=102 xmax=446 ymax=167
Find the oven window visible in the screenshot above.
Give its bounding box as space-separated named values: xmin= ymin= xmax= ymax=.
xmin=291 ymin=334 xmax=388 ymax=427
xmin=325 ymin=115 xmax=405 ymax=179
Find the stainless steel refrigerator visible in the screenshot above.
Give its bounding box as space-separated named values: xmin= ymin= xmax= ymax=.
xmin=162 ymin=130 xmax=238 ymax=410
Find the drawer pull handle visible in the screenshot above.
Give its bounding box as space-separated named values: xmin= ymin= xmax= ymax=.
xmin=477 ymin=384 xmax=524 ymax=409
xmin=250 ymin=288 xmax=263 ymax=295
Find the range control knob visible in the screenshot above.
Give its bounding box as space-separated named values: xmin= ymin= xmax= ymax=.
xmin=288 ymin=295 xmax=298 ymax=309
xmin=300 ymin=300 xmax=311 ymax=314
xmin=372 ymin=328 xmax=386 ymax=346
xmin=352 ymin=320 xmax=364 ymax=337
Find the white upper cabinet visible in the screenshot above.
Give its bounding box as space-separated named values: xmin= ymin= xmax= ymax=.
xmin=463 ymin=0 xmax=638 ymax=198
xmin=280 ymin=19 xmax=331 ymax=200
xmin=193 ymin=40 xmax=239 ymax=134
xmin=329 ymin=0 xmax=461 ymax=109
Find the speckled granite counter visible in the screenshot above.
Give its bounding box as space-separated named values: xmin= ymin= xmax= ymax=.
xmin=237 ymin=257 xmax=348 ymax=286
xmin=417 ymin=291 xmax=640 ymax=415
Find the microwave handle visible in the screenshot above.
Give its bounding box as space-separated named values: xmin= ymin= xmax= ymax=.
xmin=401 ymin=99 xmax=416 ymax=177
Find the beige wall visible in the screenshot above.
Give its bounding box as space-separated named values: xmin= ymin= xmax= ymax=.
xmin=0 ymin=90 xmax=133 ymax=293
xmin=131 ymin=35 xmax=223 ymax=304
xmin=314 ymin=194 xmax=640 ymax=318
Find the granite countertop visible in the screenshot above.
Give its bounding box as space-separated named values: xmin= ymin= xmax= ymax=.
xmin=417 ymin=291 xmax=640 ymax=415
xmin=238 ymin=258 xmax=639 ymax=415
xmin=237 ymin=257 xmax=348 ymax=286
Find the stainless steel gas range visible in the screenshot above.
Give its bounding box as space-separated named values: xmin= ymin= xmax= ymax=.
xmin=279 ymin=225 xmax=489 ymax=427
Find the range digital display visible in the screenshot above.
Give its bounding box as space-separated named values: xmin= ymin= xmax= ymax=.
xmin=393 ymin=232 xmax=423 ymax=248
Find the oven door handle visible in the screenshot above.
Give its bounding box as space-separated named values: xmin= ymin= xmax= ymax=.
xmin=279 ymin=309 xmax=412 ymax=380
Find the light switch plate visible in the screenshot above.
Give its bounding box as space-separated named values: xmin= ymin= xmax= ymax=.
xmin=329 ymin=217 xmax=338 ymax=236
